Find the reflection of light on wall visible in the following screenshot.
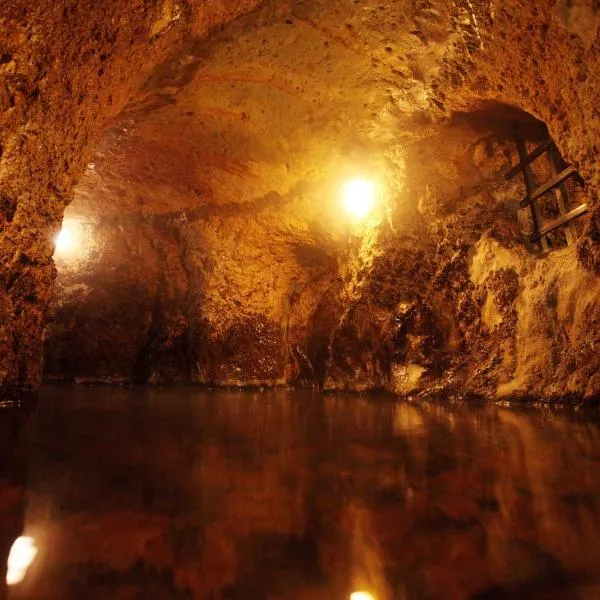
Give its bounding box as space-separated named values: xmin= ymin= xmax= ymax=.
xmin=341 ymin=178 xmax=376 ymax=219
xmin=350 ymin=592 xmax=376 ymax=600
xmin=7 ymin=536 xmax=38 ymax=585
xmin=54 ymin=220 xmax=80 ymax=257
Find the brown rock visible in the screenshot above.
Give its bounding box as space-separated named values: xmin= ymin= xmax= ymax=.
xmin=0 ymin=0 xmax=598 ymax=402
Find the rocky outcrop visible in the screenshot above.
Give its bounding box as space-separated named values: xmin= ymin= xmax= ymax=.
xmin=0 ymin=0 xmax=263 ymax=396
xmin=3 ymin=0 xmax=600 ymax=401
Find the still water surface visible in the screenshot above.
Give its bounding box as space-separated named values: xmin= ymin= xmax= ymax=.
xmin=2 ymin=385 xmax=600 ymax=599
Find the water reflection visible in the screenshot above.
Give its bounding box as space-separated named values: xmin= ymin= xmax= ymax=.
xmin=350 ymin=592 xmax=376 ymax=600
xmin=0 ymin=405 xmax=32 ymax=600
xmin=4 ymin=386 xmax=600 ymax=598
xmin=6 ymin=538 xmax=37 ymax=586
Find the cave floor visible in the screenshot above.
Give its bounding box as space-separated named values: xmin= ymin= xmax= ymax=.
xmin=3 ymin=385 xmax=600 ymax=599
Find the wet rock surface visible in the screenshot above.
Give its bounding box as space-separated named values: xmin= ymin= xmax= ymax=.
xmin=1 ymin=0 xmax=599 ymax=400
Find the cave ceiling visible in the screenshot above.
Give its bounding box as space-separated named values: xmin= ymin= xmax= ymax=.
xmin=70 ymin=0 xmax=479 ymax=221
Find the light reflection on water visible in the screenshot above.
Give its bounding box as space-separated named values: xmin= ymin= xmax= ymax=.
xmin=6 ymin=537 xmax=37 ymax=586
xmin=2 ymin=386 xmax=600 ymax=599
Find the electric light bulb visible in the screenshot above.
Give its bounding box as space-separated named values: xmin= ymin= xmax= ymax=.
xmin=6 ymin=536 xmax=38 ymax=585
xmin=55 ymin=228 xmax=74 ymax=252
xmin=341 ymin=178 xmax=376 ymax=219
xmin=54 ymin=219 xmax=81 ymax=256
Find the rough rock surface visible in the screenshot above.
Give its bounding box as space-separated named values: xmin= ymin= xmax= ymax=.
xmin=0 ymin=0 xmax=262 ymax=395
xmin=2 ymin=0 xmax=600 ymax=401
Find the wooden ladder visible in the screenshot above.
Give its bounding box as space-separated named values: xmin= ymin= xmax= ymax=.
xmin=505 ymin=123 xmax=588 ymax=250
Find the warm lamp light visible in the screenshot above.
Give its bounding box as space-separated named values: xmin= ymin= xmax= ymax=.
xmin=341 ymin=178 xmax=376 ymax=219
xmin=6 ymin=536 xmax=38 ymax=585
xmin=350 ymin=592 xmax=376 ymax=600
xmin=54 ymin=220 xmax=80 ymax=256
xmin=55 ymin=228 xmax=74 ymax=252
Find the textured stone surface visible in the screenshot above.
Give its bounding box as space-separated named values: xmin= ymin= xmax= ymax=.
xmin=2 ymin=0 xmax=600 ymax=400
xmin=0 ymin=0 xmax=263 ymax=395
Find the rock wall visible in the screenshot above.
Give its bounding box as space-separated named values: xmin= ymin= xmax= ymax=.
xmin=45 ymin=216 xmax=189 ymax=384
xmin=3 ymin=0 xmax=600 ymax=401
xmin=44 ymin=110 xmax=600 ymax=402
xmin=325 ymin=114 xmax=600 ymax=401
xmin=0 ymin=0 xmax=263 ymax=396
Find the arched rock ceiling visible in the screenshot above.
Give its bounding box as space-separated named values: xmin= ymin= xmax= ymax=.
xmin=71 ymin=0 xmax=481 ymax=219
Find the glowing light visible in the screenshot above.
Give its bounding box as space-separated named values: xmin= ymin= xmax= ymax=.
xmin=341 ymin=178 xmax=376 ymax=219
xmin=55 ymin=227 xmax=74 ymax=252
xmin=54 ymin=220 xmax=81 ymax=257
xmin=350 ymin=592 xmax=376 ymax=600
xmin=7 ymin=536 xmax=38 ymax=585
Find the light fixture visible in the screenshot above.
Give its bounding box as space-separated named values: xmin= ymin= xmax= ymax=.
xmin=54 ymin=219 xmax=80 ymax=257
xmin=55 ymin=227 xmax=74 ymax=252
xmin=6 ymin=536 xmax=38 ymax=585
xmin=341 ymin=178 xmax=377 ymax=220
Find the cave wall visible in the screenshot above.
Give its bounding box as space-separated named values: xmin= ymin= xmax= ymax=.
xmin=45 ymin=216 xmax=189 ymax=383
xmin=324 ymin=115 xmax=521 ymax=395
xmin=43 ymin=122 xmax=347 ymax=387
xmin=182 ymin=204 xmax=339 ymax=387
xmin=45 ymin=172 xmax=344 ymax=387
xmin=45 ymin=110 xmax=600 ymax=401
xmin=0 ymin=0 xmax=263 ymax=396
xmin=325 ymin=114 xmax=600 ymax=401
xmin=3 ymin=0 xmax=600 ymax=400
xmin=434 ymin=0 xmax=600 ymax=269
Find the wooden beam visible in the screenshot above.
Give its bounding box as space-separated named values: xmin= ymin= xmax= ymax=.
xmin=547 ymin=145 xmax=575 ymax=246
xmin=505 ymin=139 xmax=553 ymax=180
xmin=531 ymin=204 xmax=588 ymax=241
xmin=520 ymin=165 xmax=578 ymax=208
xmin=514 ymin=123 xmax=548 ymax=251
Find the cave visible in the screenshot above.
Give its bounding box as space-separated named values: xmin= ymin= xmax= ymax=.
xmin=2 ymin=0 xmax=600 ymax=598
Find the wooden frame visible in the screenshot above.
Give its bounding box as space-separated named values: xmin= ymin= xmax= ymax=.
xmin=505 ymin=123 xmax=587 ymax=250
